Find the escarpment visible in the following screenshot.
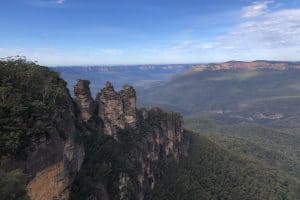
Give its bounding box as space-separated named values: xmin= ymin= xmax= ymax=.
xmin=0 ymin=60 xmax=189 ymax=200
xmin=0 ymin=60 xmax=85 ymax=200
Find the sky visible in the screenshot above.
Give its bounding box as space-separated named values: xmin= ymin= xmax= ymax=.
xmin=0 ymin=0 xmax=300 ymax=66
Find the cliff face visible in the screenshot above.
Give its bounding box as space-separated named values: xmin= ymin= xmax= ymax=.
xmin=115 ymin=108 xmax=189 ymax=200
xmin=73 ymin=80 xmax=189 ymax=200
xmin=1 ymin=60 xmax=189 ymax=200
xmin=0 ymin=61 xmax=86 ymax=200
xmin=21 ymin=96 xmax=85 ymax=200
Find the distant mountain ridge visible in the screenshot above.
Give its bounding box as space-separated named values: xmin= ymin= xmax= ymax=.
xmin=192 ymin=60 xmax=300 ymax=71
xmin=52 ymin=64 xmax=192 ymax=96
xmin=54 ymin=64 xmax=191 ymax=72
xmin=53 ymin=61 xmax=300 ymax=97
xmin=138 ymin=63 xmax=300 ymax=128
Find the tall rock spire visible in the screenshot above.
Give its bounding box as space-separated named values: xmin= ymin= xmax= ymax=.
xmin=120 ymin=84 xmax=137 ymax=128
xmin=95 ymin=82 xmax=138 ymax=136
xmin=74 ymin=80 xmax=96 ymax=122
xmin=96 ymin=81 xmax=125 ymax=136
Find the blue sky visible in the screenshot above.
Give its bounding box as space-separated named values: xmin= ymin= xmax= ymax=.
xmin=0 ymin=0 xmax=300 ymax=65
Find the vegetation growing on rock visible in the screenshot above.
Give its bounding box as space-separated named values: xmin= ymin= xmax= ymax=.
xmin=0 ymin=58 xmax=69 ymax=159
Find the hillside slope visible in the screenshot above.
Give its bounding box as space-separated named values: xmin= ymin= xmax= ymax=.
xmin=146 ymin=133 xmax=300 ymax=200
xmin=138 ymin=61 xmax=300 ymax=197
xmin=185 ymin=117 xmax=300 ymax=179
xmin=138 ymin=65 xmax=300 ymax=129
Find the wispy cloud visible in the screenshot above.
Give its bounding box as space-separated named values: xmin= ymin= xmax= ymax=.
xmin=28 ymin=0 xmax=67 ymax=7
xmin=3 ymin=1 xmax=300 ymax=65
xmin=241 ymin=1 xmax=274 ymax=18
xmin=148 ymin=1 xmax=300 ymax=62
xmin=164 ymin=1 xmax=300 ymax=61
xmin=218 ymin=2 xmax=300 ymax=50
xmin=171 ymin=41 xmax=198 ymax=50
xmin=55 ymin=0 xmax=66 ymax=4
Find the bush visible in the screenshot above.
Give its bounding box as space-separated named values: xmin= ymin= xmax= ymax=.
xmin=0 ymin=169 xmax=28 ymax=200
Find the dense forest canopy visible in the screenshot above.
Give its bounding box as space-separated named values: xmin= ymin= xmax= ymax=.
xmin=0 ymin=58 xmax=69 ymax=159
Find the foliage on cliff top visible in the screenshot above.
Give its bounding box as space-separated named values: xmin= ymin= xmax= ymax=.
xmin=0 ymin=58 xmax=70 ymax=159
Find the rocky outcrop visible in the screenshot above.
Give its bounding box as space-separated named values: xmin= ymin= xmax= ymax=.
xmin=96 ymin=81 xmax=126 ymax=136
xmin=96 ymin=81 xmax=138 ymax=137
xmin=74 ymin=80 xmax=189 ymax=200
xmin=74 ymin=80 xmax=96 ymax=122
xmin=125 ymin=108 xmax=189 ymax=200
xmin=120 ymin=85 xmax=137 ymax=128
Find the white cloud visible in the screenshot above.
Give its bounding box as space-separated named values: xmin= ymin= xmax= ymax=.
xmin=55 ymin=0 xmax=66 ymax=4
xmin=172 ymin=41 xmax=198 ymax=50
xmin=156 ymin=1 xmax=300 ymax=62
xmin=137 ymin=1 xmax=300 ymax=63
xmin=28 ymin=0 xmax=67 ymax=7
xmin=219 ymin=8 xmax=300 ymax=49
xmin=3 ymin=1 xmax=300 ymax=65
xmin=241 ymin=1 xmax=274 ymax=18
xmin=188 ymin=1 xmax=300 ymax=61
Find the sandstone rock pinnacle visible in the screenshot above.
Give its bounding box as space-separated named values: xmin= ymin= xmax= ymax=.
xmin=120 ymin=84 xmax=137 ymax=127
xmin=74 ymin=80 xmax=96 ymax=122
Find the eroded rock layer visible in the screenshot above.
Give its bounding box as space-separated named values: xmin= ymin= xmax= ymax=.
xmin=73 ymin=80 xmax=190 ymax=200
xmin=2 ymin=80 xmax=85 ymax=200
